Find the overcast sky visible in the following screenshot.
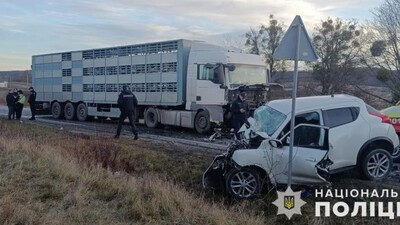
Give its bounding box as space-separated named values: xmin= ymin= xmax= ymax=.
xmin=0 ymin=0 xmax=383 ymax=70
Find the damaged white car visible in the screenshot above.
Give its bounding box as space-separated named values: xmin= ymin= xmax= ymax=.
xmin=203 ymin=95 xmax=399 ymax=198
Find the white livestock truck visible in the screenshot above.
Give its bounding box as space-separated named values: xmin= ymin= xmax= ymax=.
xmin=31 ymin=39 xmax=283 ymax=134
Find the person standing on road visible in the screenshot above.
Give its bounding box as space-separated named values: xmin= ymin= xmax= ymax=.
xmin=28 ymin=87 xmax=37 ymax=120
xmin=13 ymin=88 xmax=19 ymax=119
xmin=230 ymin=92 xmax=249 ymax=139
xmin=6 ymin=89 xmax=15 ymax=120
xmin=15 ymin=90 xmax=25 ymax=121
xmin=114 ymin=85 xmax=139 ymax=140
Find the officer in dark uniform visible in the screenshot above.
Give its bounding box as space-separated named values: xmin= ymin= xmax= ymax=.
xmin=114 ymin=85 xmax=139 ymax=139
xmin=6 ymin=89 xmax=15 ymax=120
xmin=13 ymin=88 xmax=19 ymax=119
xmin=28 ymin=87 xmax=37 ymax=120
xmin=230 ymin=92 xmax=249 ymax=139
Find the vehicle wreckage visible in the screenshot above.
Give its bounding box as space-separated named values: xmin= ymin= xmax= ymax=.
xmin=203 ymin=95 xmax=399 ymax=198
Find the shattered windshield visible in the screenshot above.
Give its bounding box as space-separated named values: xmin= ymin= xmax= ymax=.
xmin=228 ymin=64 xmax=267 ymax=86
xmin=253 ymin=105 xmax=286 ymax=136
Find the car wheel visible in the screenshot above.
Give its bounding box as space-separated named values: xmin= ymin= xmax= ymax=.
xmin=360 ymin=148 xmax=393 ymax=180
xmin=392 ymin=145 xmax=400 ymax=163
xmin=225 ymin=168 xmax=261 ymax=198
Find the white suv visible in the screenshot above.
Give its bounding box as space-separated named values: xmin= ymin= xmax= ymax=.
xmin=203 ymin=95 xmax=399 ymax=198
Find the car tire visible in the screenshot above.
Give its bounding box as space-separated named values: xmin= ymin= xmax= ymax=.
xmin=225 ymin=168 xmax=261 ymax=198
xmin=392 ymin=145 xmax=400 ymax=163
xmin=360 ymin=148 xmax=393 ymax=180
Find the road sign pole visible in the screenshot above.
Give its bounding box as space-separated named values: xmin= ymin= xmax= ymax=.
xmin=272 ymin=15 xmax=318 ymax=188
xmin=287 ymin=23 xmax=301 ymax=187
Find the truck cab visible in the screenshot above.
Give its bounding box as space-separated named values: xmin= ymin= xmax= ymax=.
xmin=185 ymin=42 xmax=275 ymax=133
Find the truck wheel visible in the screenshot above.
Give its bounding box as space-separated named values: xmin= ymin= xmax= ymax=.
xmin=360 ymin=148 xmax=393 ymax=180
xmin=194 ymin=110 xmax=211 ymax=134
xmin=51 ymin=102 xmax=63 ymax=119
xmin=76 ymin=103 xmax=88 ymax=122
xmin=64 ymin=102 xmax=75 ymax=120
xmin=144 ymin=107 xmax=159 ymax=128
xmin=225 ymin=168 xmax=261 ymax=198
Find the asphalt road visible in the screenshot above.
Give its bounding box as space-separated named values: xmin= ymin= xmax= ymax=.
xmin=0 ymin=105 xmax=228 ymax=151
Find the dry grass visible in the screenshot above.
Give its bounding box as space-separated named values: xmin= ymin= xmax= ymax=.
xmin=0 ymin=119 xmax=266 ymax=225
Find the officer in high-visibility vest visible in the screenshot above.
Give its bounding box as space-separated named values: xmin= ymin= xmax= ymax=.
xmin=16 ymin=90 xmax=25 ymax=121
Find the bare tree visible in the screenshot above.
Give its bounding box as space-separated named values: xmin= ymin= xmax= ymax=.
xmin=245 ymin=15 xmax=286 ymax=78
xmin=245 ymin=28 xmax=263 ymax=55
xmin=366 ymin=0 xmax=400 ymax=103
xmin=311 ymin=17 xmax=364 ymax=95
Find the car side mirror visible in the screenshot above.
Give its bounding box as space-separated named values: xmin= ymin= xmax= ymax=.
xmin=285 ymin=136 xmax=290 ymax=145
xmin=269 ymin=139 xmax=283 ymax=148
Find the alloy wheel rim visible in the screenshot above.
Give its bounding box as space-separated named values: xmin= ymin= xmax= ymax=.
xmin=230 ymin=171 xmax=257 ymax=198
xmin=367 ymin=152 xmax=390 ymax=178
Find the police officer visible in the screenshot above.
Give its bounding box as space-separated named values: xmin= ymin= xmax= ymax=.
xmin=28 ymin=87 xmax=37 ymax=120
xmin=6 ymin=89 xmax=15 ymax=120
xmin=114 ymin=85 xmax=139 ymax=139
xmin=13 ymin=88 xmax=19 ymax=119
xmin=230 ymin=92 xmax=249 ymax=139
xmin=15 ymin=90 xmax=25 ymax=121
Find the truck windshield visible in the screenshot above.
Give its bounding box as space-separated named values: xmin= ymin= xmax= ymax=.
xmin=228 ymin=64 xmax=267 ymax=87
xmin=253 ymin=105 xmax=286 ymax=136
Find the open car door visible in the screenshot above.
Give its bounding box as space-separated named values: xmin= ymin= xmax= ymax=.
xmin=268 ymin=124 xmax=331 ymax=185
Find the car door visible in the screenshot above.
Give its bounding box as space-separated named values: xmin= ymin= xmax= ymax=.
xmin=270 ymin=124 xmax=331 ymax=185
xmin=322 ymin=107 xmax=367 ymax=171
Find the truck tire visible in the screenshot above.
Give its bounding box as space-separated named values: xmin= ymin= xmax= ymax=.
xmin=76 ymin=103 xmax=88 ymax=122
xmin=51 ymin=102 xmax=63 ymax=119
xmin=144 ymin=107 xmax=159 ymax=128
xmin=64 ymin=102 xmax=75 ymax=120
xmin=194 ymin=110 xmax=212 ymax=134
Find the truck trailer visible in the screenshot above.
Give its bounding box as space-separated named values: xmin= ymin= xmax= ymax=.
xmin=31 ymin=39 xmax=282 ymax=134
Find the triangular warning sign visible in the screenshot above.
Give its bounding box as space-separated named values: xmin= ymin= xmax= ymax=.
xmin=273 ymin=15 xmax=318 ymax=62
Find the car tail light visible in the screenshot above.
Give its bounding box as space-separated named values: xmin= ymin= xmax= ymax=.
xmin=366 ymin=104 xmax=391 ymax=124
xmin=381 ymin=114 xmax=391 ymax=124
xmin=369 ymin=111 xmax=391 ymax=124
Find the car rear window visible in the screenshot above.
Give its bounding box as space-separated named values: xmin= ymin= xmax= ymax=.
xmin=323 ymin=107 xmax=357 ymax=128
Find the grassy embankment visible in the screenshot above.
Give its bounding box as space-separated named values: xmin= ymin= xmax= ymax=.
xmin=0 ymin=119 xmax=267 ymax=225
xmin=0 ymin=118 xmax=399 ymax=224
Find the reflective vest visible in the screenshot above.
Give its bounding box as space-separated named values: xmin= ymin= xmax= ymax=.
xmin=18 ymin=94 xmax=25 ymax=104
